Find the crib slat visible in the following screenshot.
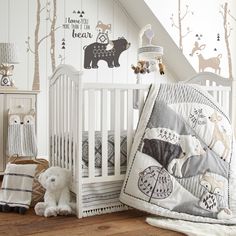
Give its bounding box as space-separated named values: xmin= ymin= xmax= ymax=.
xmin=114 ymin=89 xmax=121 ymax=175
xmin=102 ymin=89 xmax=108 ymax=177
xmin=68 ymin=79 xmax=73 ymax=171
xmin=77 ymin=75 xmax=83 ymax=219
xmin=120 ymin=91 xmax=125 ymax=131
xmin=60 ymin=76 xmax=63 ymax=167
xmin=83 ymin=90 xmax=88 ymax=131
xmin=56 ymin=79 xmax=59 ymax=166
xmin=49 ymin=85 xmax=53 ymax=166
xmin=127 ymin=89 xmax=133 ymax=157
xmin=89 ymin=89 xmax=95 ymax=178
xmin=212 ymin=82 xmax=217 ymax=100
xmin=218 ymin=89 xmax=222 ymax=106
xmin=62 ymin=75 xmax=65 ymax=168
xmin=138 ymin=89 xmax=145 ymax=117
xmin=221 ymin=90 xmax=229 ymax=117
xmin=72 ymin=82 xmax=76 ymax=177
xmin=65 ymin=76 xmax=69 ymax=169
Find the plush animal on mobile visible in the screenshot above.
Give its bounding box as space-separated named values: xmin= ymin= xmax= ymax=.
xmin=147 ymin=60 xmax=157 ymax=73
xmin=131 ymin=60 xmax=149 ymax=74
xmin=34 ymin=166 xmax=74 ymax=217
xmin=156 ymin=58 xmax=165 ymax=75
xmin=158 ymin=61 xmax=165 ymax=75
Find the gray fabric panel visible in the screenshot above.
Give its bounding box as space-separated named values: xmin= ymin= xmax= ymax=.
xmin=157 ymin=84 xmax=229 ymax=122
xmin=143 ymin=101 xmax=229 ymax=179
xmin=7 ymin=124 xmax=37 ymax=157
xmin=148 ymin=101 xmax=191 ymax=135
xmin=172 ymin=201 xmax=216 ymax=219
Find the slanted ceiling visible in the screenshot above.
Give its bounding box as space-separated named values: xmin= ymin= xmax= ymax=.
xmin=118 ymin=0 xmax=197 ymax=81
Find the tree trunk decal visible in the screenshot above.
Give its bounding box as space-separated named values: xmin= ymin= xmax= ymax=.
xmin=26 ymin=0 xmax=59 ymax=90
xmin=220 ymin=2 xmax=235 ymax=80
xmin=33 ymin=0 xmax=41 ymax=91
xmin=170 ymin=0 xmax=193 ymax=52
xmin=49 ymin=0 xmax=57 ymax=72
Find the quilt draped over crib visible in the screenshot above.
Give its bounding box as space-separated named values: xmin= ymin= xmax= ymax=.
xmin=120 ymin=83 xmax=236 ymax=224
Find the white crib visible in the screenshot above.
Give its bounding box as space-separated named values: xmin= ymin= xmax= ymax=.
xmin=49 ymin=64 xmax=235 ymax=218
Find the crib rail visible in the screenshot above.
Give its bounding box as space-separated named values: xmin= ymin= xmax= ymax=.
xmin=81 ymin=84 xmax=149 ymax=183
xmin=49 ymin=66 xmax=235 ymax=218
xmin=49 ymin=65 xmax=149 ymax=186
xmin=186 ymin=72 xmax=234 ymax=121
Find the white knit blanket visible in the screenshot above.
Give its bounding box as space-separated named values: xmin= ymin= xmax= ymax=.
xmin=0 ymin=163 xmax=37 ymax=208
xmin=146 ymin=216 xmax=236 ymax=236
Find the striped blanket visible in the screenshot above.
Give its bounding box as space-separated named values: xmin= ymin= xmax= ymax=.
xmin=8 ymin=124 xmax=37 ymax=157
xmin=0 ymin=163 xmax=37 ymax=209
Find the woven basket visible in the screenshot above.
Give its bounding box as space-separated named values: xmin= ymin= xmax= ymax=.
xmin=10 ymin=157 xmax=49 ymax=207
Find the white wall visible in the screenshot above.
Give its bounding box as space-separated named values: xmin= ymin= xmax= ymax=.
xmin=1 ymin=0 xmax=172 ymax=157
xmin=145 ymin=0 xmax=236 ymax=79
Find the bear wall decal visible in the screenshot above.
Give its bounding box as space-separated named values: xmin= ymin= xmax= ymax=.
xmin=83 ymin=37 xmax=131 ymax=69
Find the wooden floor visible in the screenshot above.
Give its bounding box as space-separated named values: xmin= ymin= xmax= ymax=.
xmin=0 ymin=209 xmax=184 ymax=236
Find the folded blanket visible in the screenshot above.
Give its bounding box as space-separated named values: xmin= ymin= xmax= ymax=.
xmin=0 ymin=163 xmax=37 ymax=210
xmin=120 ymin=83 xmax=236 ymax=224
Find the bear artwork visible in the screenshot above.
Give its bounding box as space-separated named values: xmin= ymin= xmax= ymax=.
xmin=83 ymin=37 xmax=130 ymax=69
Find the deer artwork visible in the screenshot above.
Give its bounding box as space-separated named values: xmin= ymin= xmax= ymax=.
xmin=190 ymin=41 xmax=222 ymax=75
xmin=208 ymin=111 xmax=230 ymax=161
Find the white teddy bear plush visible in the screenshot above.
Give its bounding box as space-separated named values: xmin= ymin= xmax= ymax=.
xmin=34 ymin=166 xmax=73 ymax=217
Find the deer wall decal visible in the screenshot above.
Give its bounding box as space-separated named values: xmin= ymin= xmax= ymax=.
xmin=190 ymin=41 xmax=222 ymax=75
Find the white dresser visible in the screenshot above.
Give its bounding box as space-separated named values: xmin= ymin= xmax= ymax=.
xmin=0 ymin=90 xmax=39 ymax=173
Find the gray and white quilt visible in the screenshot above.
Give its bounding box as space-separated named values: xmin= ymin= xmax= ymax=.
xmin=120 ymin=83 xmax=236 ymax=224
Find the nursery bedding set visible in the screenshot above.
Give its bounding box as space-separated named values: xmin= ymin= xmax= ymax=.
xmin=120 ymin=83 xmax=236 ymax=224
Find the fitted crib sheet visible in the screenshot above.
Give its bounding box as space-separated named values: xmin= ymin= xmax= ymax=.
xmin=51 ymin=130 xmax=128 ymax=170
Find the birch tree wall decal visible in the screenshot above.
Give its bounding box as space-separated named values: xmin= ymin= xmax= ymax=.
xmin=47 ymin=0 xmax=57 ymax=72
xmin=170 ymin=0 xmax=193 ymax=52
xmin=220 ymin=2 xmax=236 ymax=80
xmin=26 ymin=0 xmax=60 ymax=90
